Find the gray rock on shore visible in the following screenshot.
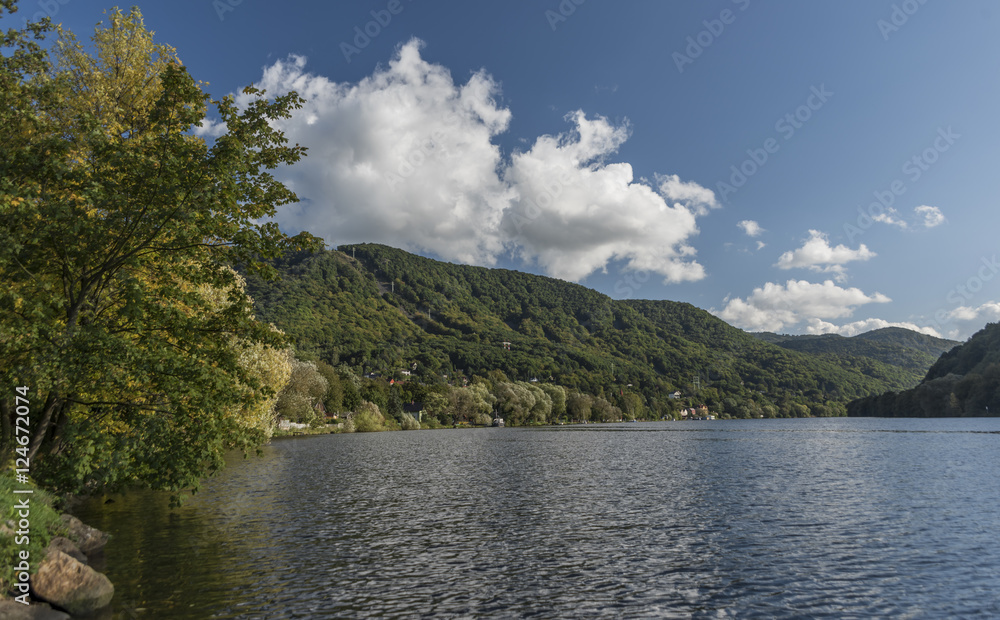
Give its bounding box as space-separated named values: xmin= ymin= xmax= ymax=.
xmin=42 ymin=537 xmax=88 ymax=565
xmin=0 ymin=600 xmax=71 ymax=619
xmin=30 ymin=550 xmax=114 ymax=617
xmin=57 ymin=515 xmax=108 ymax=557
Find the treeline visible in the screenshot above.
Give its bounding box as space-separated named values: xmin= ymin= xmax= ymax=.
xmin=245 ymin=244 xmax=944 ymax=422
xmin=848 ymin=323 xmax=1000 ymax=417
xmin=269 ymin=360 xmax=628 ymax=428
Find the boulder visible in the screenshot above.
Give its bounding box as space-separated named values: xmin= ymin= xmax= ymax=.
xmin=0 ymin=600 xmax=71 ymax=620
xmin=30 ymin=550 xmax=114 ymax=616
xmin=58 ymin=514 xmax=109 ymax=556
xmin=44 ymin=537 xmax=88 ymax=565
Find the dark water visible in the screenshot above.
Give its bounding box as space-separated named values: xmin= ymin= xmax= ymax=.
xmin=74 ymin=418 xmax=1000 ymax=618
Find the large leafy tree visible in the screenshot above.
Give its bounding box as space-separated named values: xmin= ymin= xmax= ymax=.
xmin=0 ymin=4 xmax=320 ymax=495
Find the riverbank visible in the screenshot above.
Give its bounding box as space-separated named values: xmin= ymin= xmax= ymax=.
xmin=1 ymin=473 xmax=113 ymax=617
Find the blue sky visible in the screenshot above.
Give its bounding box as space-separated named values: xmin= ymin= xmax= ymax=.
xmin=30 ymin=0 xmax=1000 ymax=340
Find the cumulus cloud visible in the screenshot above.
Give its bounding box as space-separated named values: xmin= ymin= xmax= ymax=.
xmin=930 ymin=301 xmax=1000 ymax=339
xmin=657 ymin=174 xmax=719 ymax=216
xmin=240 ymin=42 xmax=512 ymax=266
xmin=713 ymin=279 xmax=891 ymax=333
xmin=228 ymin=39 xmax=715 ymax=283
xmin=194 ymin=118 xmax=227 ymax=138
xmin=873 ymin=207 xmax=907 ymax=228
xmin=775 ymin=230 xmax=875 ymax=281
xmin=915 ymin=205 xmax=945 ymax=228
xmin=737 ymin=220 xmax=764 ymax=237
xmin=501 ymin=113 xmax=714 ymax=282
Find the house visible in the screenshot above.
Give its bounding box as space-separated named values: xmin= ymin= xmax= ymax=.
xmin=668 ymin=391 xmax=682 ymax=400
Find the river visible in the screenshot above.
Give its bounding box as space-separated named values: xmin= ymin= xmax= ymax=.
xmin=73 ymin=418 xmax=1000 ymax=618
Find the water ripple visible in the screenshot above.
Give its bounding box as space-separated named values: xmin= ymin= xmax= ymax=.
xmin=73 ymin=418 xmax=1000 ymax=619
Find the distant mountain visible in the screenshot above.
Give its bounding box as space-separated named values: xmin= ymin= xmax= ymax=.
xmin=848 ymin=322 xmax=1000 ymax=417
xmin=244 ymin=244 xmax=953 ymax=419
xmin=753 ymin=329 xmax=959 ymax=386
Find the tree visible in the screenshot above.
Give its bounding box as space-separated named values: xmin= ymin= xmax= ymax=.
xmin=274 ymin=360 xmax=328 ymax=425
xmin=539 ymin=384 xmax=566 ymax=420
xmin=386 ymin=385 xmax=403 ymax=422
xmin=314 ymin=360 xmax=344 ymax=414
xmin=0 ymin=5 xmax=321 ymax=496
xmin=352 ymin=401 xmax=386 ymax=432
xmin=567 ymin=392 xmax=593 ymax=422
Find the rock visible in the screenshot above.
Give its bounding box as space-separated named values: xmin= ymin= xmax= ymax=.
xmin=30 ymin=550 xmax=114 ymax=616
xmin=0 ymin=600 xmax=71 ymax=619
xmin=58 ymin=514 xmax=109 ymax=556
xmin=44 ymin=537 xmax=88 ymax=565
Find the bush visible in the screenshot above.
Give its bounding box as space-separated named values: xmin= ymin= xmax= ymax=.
xmin=353 ymin=401 xmax=386 ymax=432
xmin=400 ymin=414 xmax=421 ymax=430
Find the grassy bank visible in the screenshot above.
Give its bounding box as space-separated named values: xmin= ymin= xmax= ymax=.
xmin=0 ymin=473 xmax=65 ymax=597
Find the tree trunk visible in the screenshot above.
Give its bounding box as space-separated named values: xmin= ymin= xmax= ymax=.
xmin=27 ymin=392 xmax=61 ymax=463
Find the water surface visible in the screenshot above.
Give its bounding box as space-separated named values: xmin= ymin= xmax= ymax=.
xmin=75 ymin=418 xmax=1000 ymax=618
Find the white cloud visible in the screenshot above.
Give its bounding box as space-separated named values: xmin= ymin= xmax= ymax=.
xmin=241 ymin=42 xmax=512 ymax=266
xmin=501 ymin=113 xmax=713 ymax=283
xmin=806 ymin=301 xmax=1000 ymax=341
xmin=756 ymin=240 xmax=767 ymax=250
xmin=804 ymin=317 xmax=942 ymax=338
xmin=657 ymin=174 xmax=719 ymax=216
xmin=230 ymin=39 xmax=714 ymax=283
xmin=775 ymin=230 xmax=876 ymax=282
xmin=737 ymin=220 xmax=764 ymax=237
xmin=915 ymin=205 xmax=945 ymax=228
xmin=194 ymin=118 xmax=227 ymax=138
xmin=873 ymin=207 xmax=908 ymax=228
xmin=714 ymin=279 xmax=891 ymax=333
xmin=933 ymin=301 xmax=1000 ymax=339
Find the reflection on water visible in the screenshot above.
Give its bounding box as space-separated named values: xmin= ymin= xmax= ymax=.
xmin=74 ymin=418 xmax=1000 ymax=618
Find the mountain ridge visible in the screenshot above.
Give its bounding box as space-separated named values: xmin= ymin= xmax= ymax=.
xmin=244 ymin=243 xmax=953 ymax=419
xmin=847 ymin=322 xmax=1000 ymax=417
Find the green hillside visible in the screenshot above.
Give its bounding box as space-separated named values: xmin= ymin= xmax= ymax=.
xmin=244 ymin=244 xmax=950 ymax=419
xmin=753 ymin=329 xmax=959 ymax=386
xmin=848 ymin=322 xmax=1000 ymax=417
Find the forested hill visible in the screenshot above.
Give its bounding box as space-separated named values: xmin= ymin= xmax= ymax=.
xmin=848 ymin=322 xmax=1000 ymax=417
xmin=753 ymin=329 xmax=959 ymax=386
xmin=244 ymin=244 xmax=948 ymax=418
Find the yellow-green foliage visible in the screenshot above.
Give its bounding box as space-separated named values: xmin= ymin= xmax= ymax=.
xmin=352 ymin=401 xmax=386 ymax=432
xmin=275 ymin=360 xmax=329 ymax=425
xmin=400 ymin=414 xmax=420 ymax=430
